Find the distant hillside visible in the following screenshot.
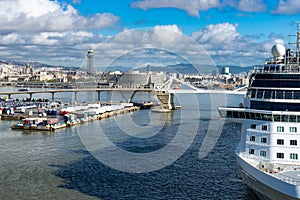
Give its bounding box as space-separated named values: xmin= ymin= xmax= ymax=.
xmin=107 ymin=63 xmax=254 ymax=74
xmin=104 ymin=66 xmax=132 ymax=72
xmin=0 ymin=60 xmax=254 ymax=74
xmin=137 ymin=64 xmax=196 ymax=73
xmin=217 ymin=65 xmax=253 ymax=74
xmin=0 ymin=60 xmax=79 ymax=71
xmin=104 ymin=64 xmax=195 ymax=73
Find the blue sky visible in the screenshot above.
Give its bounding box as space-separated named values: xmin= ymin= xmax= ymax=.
xmin=1 ymin=0 xmax=300 ymax=71
xmin=67 ymin=0 xmax=288 ymax=36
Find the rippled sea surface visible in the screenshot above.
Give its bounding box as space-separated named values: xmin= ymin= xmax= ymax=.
xmin=0 ymin=92 xmax=259 ymax=200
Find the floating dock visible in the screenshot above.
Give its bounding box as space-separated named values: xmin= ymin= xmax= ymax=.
xmin=8 ymin=106 xmax=140 ymax=132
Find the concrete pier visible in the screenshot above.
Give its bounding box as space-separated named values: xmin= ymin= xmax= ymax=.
xmin=154 ymin=91 xmax=174 ymax=109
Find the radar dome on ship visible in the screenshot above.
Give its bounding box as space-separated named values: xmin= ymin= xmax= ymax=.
xmin=271 ymin=44 xmax=286 ymax=57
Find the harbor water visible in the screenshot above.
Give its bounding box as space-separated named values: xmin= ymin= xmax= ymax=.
xmin=0 ymin=90 xmax=259 ymax=200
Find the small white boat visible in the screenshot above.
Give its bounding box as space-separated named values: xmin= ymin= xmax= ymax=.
xmin=151 ymin=106 xmax=171 ymax=113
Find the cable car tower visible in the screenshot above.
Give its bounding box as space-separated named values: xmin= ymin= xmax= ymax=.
xmin=87 ymin=48 xmax=94 ymax=76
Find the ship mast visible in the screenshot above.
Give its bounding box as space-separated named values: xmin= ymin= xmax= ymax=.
xmin=297 ymin=23 xmax=300 ymax=60
xmin=287 ymin=23 xmax=300 ymax=66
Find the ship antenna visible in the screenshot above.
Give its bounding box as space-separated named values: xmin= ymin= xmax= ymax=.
xmin=288 ymin=22 xmax=300 ymax=66
xmin=296 ymin=23 xmax=300 ymax=66
xmin=297 ymin=23 xmax=300 ymax=59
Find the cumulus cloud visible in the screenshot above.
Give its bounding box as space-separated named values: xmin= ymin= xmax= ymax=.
xmin=0 ymin=0 xmax=119 ymax=34
xmin=223 ymin=0 xmax=267 ymax=12
xmin=72 ymin=0 xmax=81 ymax=4
xmin=0 ymin=22 xmax=283 ymax=68
xmin=0 ymin=16 xmax=284 ymax=69
xmin=191 ymin=23 xmax=282 ymax=66
xmin=152 ymin=25 xmax=182 ymax=45
xmin=95 ymin=23 xmax=285 ymax=69
xmin=131 ymin=0 xmax=220 ymax=17
xmin=192 ymin=23 xmax=240 ymax=47
xmin=272 ymin=0 xmax=300 ymax=14
xmin=0 ymin=25 xmax=186 ymax=67
xmin=0 ymin=33 xmax=25 ymax=45
xmin=89 ymin=24 xmax=218 ymax=71
xmin=0 ymin=29 xmax=105 ymax=67
xmin=0 ymin=0 xmax=120 ymax=67
xmin=131 ymin=0 xmax=269 ymax=16
xmin=235 ymin=0 xmax=267 ymax=12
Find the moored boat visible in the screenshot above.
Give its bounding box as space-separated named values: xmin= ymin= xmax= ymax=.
xmin=11 ymin=117 xmax=65 ymax=131
xmin=151 ymin=106 xmax=171 ymax=113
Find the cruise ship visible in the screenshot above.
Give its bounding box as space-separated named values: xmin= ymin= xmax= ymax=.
xmin=218 ymin=26 xmax=300 ymax=200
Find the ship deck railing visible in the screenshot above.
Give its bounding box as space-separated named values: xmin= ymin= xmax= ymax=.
xmin=239 ymin=152 xmax=300 ymax=185
xmin=253 ymin=57 xmax=300 ymax=74
xmin=246 ymin=90 xmax=300 ymax=102
xmin=218 ymin=106 xmax=300 ymax=122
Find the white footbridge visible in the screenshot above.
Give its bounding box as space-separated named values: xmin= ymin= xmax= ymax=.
xmin=0 ymin=78 xmax=246 ymax=109
xmin=154 ymin=78 xmax=246 ymax=109
xmin=156 ymin=77 xmax=247 ymax=94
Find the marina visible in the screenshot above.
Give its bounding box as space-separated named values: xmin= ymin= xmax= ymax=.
xmin=0 ymin=91 xmax=251 ymax=200
xmin=0 ymin=75 xmax=253 ymax=199
xmin=0 ymin=99 xmax=142 ymax=131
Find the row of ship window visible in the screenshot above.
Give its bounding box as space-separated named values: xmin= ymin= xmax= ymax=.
xmin=247 ymin=89 xmax=300 ymax=100
xmin=251 ymin=80 xmax=300 ymax=88
xmin=250 ymin=124 xmax=297 ymax=133
xmin=222 ymin=110 xmax=300 ymax=122
xmin=249 ymin=136 xmax=298 ymax=146
xmin=250 ymin=101 xmax=300 ymax=111
xmin=249 ymin=149 xmax=298 ymax=160
xmin=253 ymin=65 xmax=300 ymax=73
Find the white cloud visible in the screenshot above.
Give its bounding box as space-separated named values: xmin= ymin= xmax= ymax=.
xmin=0 ymin=0 xmax=119 ymax=34
xmin=272 ymin=0 xmax=300 ymax=14
xmin=191 ymin=23 xmax=282 ymax=66
xmin=89 ymin=25 xmax=217 ymax=71
xmin=0 ymin=30 xmax=98 ymax=46
xmin=192 ymin=23 xmax=240 ymax=47
xmin=152 ymin=25 xmax=183 ymax=45
xmin=0 ymin=21 xmax=285 ymax=69
xmin=131 ymin=0 xmax=220 ymax=17
xmin=31 ymin=32 xmax=62 ymax=45
xmin=235 ymin=0 xmax=267 ymax=12
xmin=0 ymin=33 xmax=25 ymax=45
xmin=131 ymin=0 xmax=271 ymax=17
xmin=0 ymin=0 xmax=119 ymax=67
xmin=223 ymin=0 xmax=267 ymax=12
xmin=72 ymin=0 xmax=81 ymax=4
xmin=131 ymin=0 xmax=269 ymax=17
xmin=0 ymin=30 xmax=104 ymax=67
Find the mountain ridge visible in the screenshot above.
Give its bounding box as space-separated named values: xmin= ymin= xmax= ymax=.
xmin=0 ymin=60 xmax=253 ymax=74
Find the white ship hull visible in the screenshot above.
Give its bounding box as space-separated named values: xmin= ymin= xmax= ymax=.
xmin=236 ymin=144 xmax=300 ymax=200
xmin=217 ymin=24 xmax=300 ymax=199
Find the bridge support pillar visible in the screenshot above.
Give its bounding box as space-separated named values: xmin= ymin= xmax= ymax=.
xmin=97 ymin=91 xmax=101 ymax=104
xmin=51 ymin=92 xmax=55 ymax=102
xmin=74 ymin=92 xmax=77 ymax=105
xmin=29 ymin=93 xmax=33 ymax=100
xmin=8 ymin=94 xmax=11 ymax=99
xmin=128 ymin=91 xmax=137 ymax=103
xmin=154 ymin=91 xmax=174 ymax=109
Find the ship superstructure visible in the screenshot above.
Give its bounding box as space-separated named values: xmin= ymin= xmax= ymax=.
xmin=218 ymin=25 xmax=300 ymax=199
